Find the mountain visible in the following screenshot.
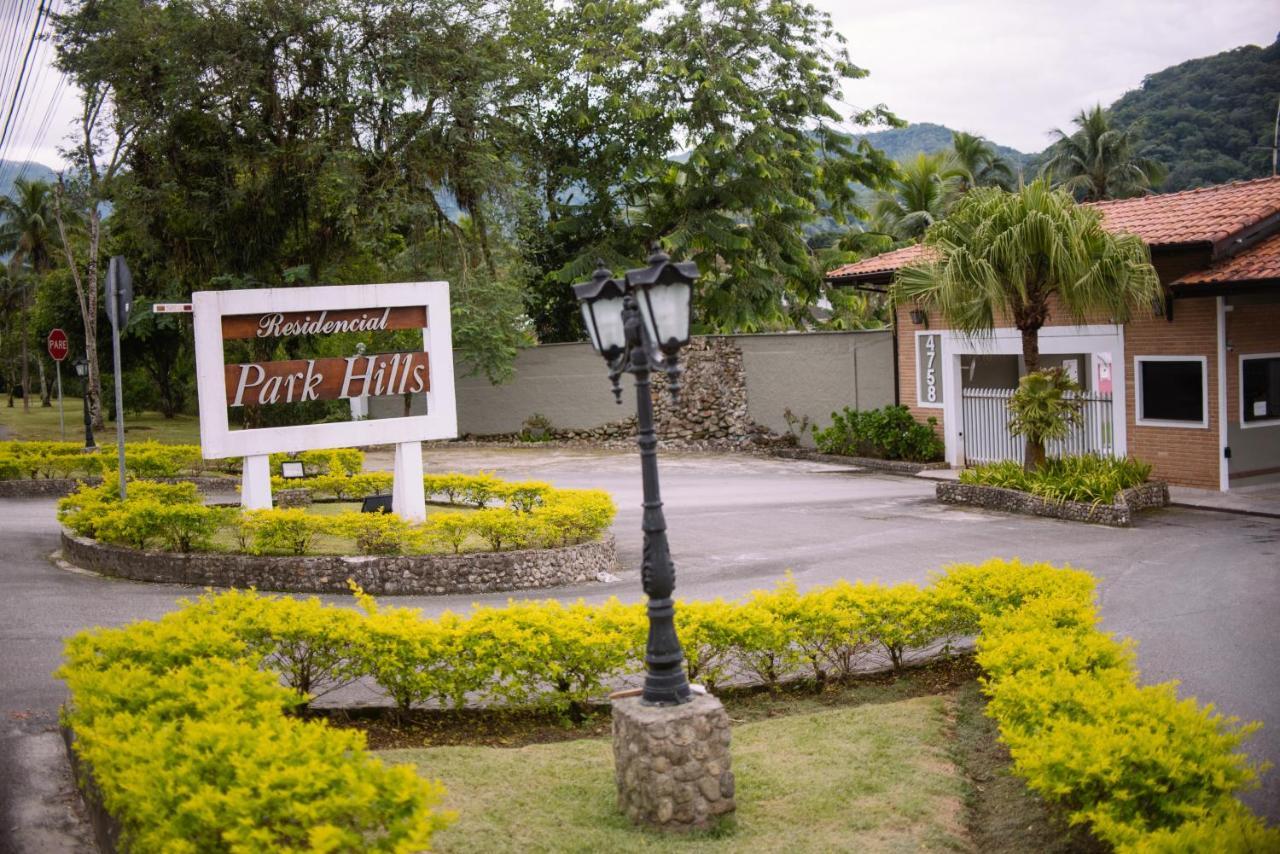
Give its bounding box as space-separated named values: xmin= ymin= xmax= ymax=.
xmin=1107 ymin=37 xmax=1280 ymax=191
xmin=854 ymin=122 xmax=1035 ymax=174
xmin=0 ymin=159 xmax=58 ymax=199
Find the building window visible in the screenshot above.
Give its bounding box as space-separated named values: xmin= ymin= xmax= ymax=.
xmin=1240 ymin=353 xmax=1280 ymax=427
xmin=1134 ymin=356 xmax=1208 ymax=428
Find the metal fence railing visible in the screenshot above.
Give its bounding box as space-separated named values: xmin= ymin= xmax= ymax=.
xmin=960 ymin=387 xmax=1114 ymax=465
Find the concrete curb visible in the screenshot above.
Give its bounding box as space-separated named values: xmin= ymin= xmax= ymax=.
xmin=769 ymin=448 xmax=949 ymax=475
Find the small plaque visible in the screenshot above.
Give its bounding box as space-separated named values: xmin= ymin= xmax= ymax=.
xmin=280 ymin=460 xmax=306 ymax=479
xmin=361 ymin=494 xmax=393 ymax=514
xmin=1254 ymin=400 xmax=1268 ymax=418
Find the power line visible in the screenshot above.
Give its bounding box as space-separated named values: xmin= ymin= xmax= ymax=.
xmin=0 ymin=0 xmax=50 ymax=171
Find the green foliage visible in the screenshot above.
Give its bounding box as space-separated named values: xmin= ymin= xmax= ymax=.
xmin=334 ymin=511 xmax=422 ymax=556
xmin=269 ymin=449 xmax=364 ymax=477
xmin=499 ymin=480 xmax=553 ymax=513
xmin=59 ymin=559 xmax=1272 ymax=849
xmin=458 ymin=471 xmax=503 ymax=507
xmin=0 ymin=441 xmax=210 ymax=480
xmin=1006 ymin=368 xmax=1083 ymax=470
xmin=960 ymin=455 xmax=1153 ymax=504
xmin=1041 ymin=105 xmax=1166 ymax=201
xmin=469 ymin=508 xmax=531 ymax=551
xmin=1105 ymin=39 xmax=1280 ymax=192
xmin=811 ymin=405 xmax=943 ymax=462
xmin=58 ymin=640 xmax=450 ymax=851
xmin=423 ymin=512 xmax=473 ymax=554
xmin=873 ymin=151 xmax=966 ymax=240
xmin=244 ymin=509 xmax=325 ymax=555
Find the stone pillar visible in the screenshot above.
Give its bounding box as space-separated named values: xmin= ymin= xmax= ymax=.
xmin=611 ymin=692 xmax=735 ymax=831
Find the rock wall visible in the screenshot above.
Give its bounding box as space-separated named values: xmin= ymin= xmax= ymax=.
xmin=935 ymin=481 xmax=1169 ymax=527
xmin=61 ymin=532 xmax=620 ymax=596
xmin=537 ymin=338 xmax=770 ymax=447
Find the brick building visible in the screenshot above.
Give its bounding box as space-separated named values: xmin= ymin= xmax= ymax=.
xmin=827 ymin=177 xmax=1280 ymax=491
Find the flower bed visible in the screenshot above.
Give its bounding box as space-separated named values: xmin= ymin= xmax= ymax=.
xmin=59 ymin=560 xmax=1276 ymax=852
xmin=57 ymin=471 xmax=619 ymax=593
xmin=944 ymin=456 xmax=1168 ymax=526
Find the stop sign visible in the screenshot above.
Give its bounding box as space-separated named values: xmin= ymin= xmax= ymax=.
xmin=47 ymin=329 xmax=69 ymax=362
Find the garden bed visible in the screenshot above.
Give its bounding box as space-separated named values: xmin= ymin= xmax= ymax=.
xmin=936 ymin=479 xmax=1169 ymax=526
xmin=60 ymin=530 xmax=619 ymax=595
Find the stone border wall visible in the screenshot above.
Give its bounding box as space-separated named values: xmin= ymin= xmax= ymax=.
xmin=0 ymin=476 xmax=235 ymax=499
xmin=60 ymin=532 xmax=620 ymax=595
xmin=935 ymin=480 xmax=1169 ymax=527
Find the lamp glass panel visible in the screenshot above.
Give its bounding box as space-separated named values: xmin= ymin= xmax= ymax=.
xmin=589 ymin=295 xmax=627 ymax=353
xmin=580 ymin=303 xmax=602 ymax=352
xmin=638 ymin=282 xmax=691 ymax=348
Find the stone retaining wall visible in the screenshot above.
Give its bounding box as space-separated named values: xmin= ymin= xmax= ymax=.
xmin=60 ymin=532 xmax=620 ymax=595
xmin=935 ymin=480 xmax=1169 ymax=527
xmin=0 ymin=476 xmax=235 ymax=498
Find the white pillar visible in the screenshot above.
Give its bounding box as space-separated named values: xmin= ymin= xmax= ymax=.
xmin=241 ymin=454 xmax=273 ymax=510
xmin=392 ymin=441 xmax=426 ymax=522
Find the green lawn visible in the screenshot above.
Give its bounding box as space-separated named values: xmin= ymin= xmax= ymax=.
xmin=385 ymin=694 xmax=969 ymax=853
xmin=0 ymin=396 xmax=202 ymax=444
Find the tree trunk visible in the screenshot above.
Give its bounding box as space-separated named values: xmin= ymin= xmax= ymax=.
xmin=1020 ymin=325 xmax=1044 ymax=472
xmin=20 ymin=293 xmax=29 ymax=414
xmin=38 ymin=358 xmax=51 ymax=407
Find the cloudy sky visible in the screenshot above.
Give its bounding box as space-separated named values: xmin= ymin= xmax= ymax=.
xmin=5 ymin=0 xmax=1278 ymax=168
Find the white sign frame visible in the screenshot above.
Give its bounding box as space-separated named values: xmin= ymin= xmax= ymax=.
xmin=193 ymin=282 xmax=457 ymax=460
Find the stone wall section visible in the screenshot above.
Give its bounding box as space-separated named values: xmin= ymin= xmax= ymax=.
xmin=936 ymin=480 xmax=1169 ymax=527
xmin=61 ymin=532 xmax=619 ymax=596
xmin=612 ymin=693 xmax=735 ymax=831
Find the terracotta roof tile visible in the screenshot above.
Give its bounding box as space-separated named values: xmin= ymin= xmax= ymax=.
xmin=1175 ymin=230 xmax=1280 ymax=286
xmin=1090 ymin=176 xmax=1280 ymax=246
xmin=825 ymin=177 xmax=1280 ymax=284
xmin=826 ymin=243 xmax=936 ymax=279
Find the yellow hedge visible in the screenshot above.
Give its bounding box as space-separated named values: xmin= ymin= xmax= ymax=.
xmin=59 ymin=560 xmax=1277 ymax=851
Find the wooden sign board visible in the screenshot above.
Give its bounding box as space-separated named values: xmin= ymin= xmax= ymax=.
xmin=225 ymin=352 xmax=430 ymax=406
xmin=192 ymin=282 xmax=457 ymax=460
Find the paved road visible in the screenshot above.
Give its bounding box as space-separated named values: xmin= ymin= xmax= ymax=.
xmin=2 ymin=447 xmax=1278 ymax=848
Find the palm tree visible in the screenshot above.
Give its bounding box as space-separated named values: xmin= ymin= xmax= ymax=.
xmin=892 ymin=179 xmax=1162 ymax=469
xmin=0 ymin=179 xmax=59 ymax=413
xmin=872 ymin=152 xmax=966 ymax=241
xmin=1041 ymin=106 xmax=1165 ymax=201
xmin=950 ymin=131 xmax=1014 ymax=192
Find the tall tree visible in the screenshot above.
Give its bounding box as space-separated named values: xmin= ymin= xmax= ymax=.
xmin=514 ymin=0 xmax=898 ymax=337
xmin=950 ymin=131 xmax=1014 ymax=192
xmin=1041 ymin=105 xmax=1165 ymax=201
xmin=872 ymin=152 xmax=965 ymax=241
xmin=0 ymin=179 xmax=60 ymax=413
xmin=892 ymin=179 xmax=1162 ymax=468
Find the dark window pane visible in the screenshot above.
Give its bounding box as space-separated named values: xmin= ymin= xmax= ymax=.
xmin=1140 ymin=360 xmax=1203 ymax=422
xmin=1242 ymin=357 xmax=1280 ymax=423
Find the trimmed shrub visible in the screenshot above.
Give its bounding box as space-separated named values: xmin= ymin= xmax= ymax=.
xmin=423 ymin=512 xmax=473 ymax=554
xmin=244 ymin=508 xmax=325 ymax=555
xmin=812 ymin=405 xmax=944 ymax=462
xmin=334 ymin=511 xmax=423 ymax=556
xmin=470 ymin=507 xmax=531 ymax=551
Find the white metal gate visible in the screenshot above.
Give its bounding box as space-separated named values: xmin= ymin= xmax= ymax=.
xmin=960 ymin=387 xmax=1115 ymax=465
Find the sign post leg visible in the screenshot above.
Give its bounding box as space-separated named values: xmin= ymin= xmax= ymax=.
xmin=392 ymin=441 xmax=426 ymax=522
xmin=242 ymin=455 xmax=273 ymax=510
xmin=56 ymin=362 xmax=64 ymax=441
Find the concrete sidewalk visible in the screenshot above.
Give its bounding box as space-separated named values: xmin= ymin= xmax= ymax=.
xmin=1171 ymin=483 xmax=1280 ymax=519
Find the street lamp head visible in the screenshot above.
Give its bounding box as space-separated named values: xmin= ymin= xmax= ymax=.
xmin=74 ymin=357 xmax=88 ymax=378
xmin=572 ymin=260 xmax=629 ymax=361
xmin=624 ymin=247 xmax=696 ymax=356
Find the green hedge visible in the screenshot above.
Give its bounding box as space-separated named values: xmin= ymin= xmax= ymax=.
xmin=811 ymin=405 xmax=944 ymax=462
xmin=58 ymin=472 xmax=617 ymax=556
xmin=959 ymin=455 xmax=1153 ymax=504
xmin=0 ymin=440 xmax=220 ymax=480
xmin=60 ymin=560 xmax=1276 ymax=851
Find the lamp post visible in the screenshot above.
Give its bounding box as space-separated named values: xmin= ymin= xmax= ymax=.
xmin=573 ymin=248 xmax=697 ymax=706
xmin=73 ymin=357 xmax=96 ymax=450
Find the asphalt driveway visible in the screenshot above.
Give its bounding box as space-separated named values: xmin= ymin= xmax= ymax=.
xmin=2 ymin=447 xmax=1277 ymax=848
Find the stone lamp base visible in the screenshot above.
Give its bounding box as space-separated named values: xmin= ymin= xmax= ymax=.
xmin=611 ymin=691 xmax=736 ymax=831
